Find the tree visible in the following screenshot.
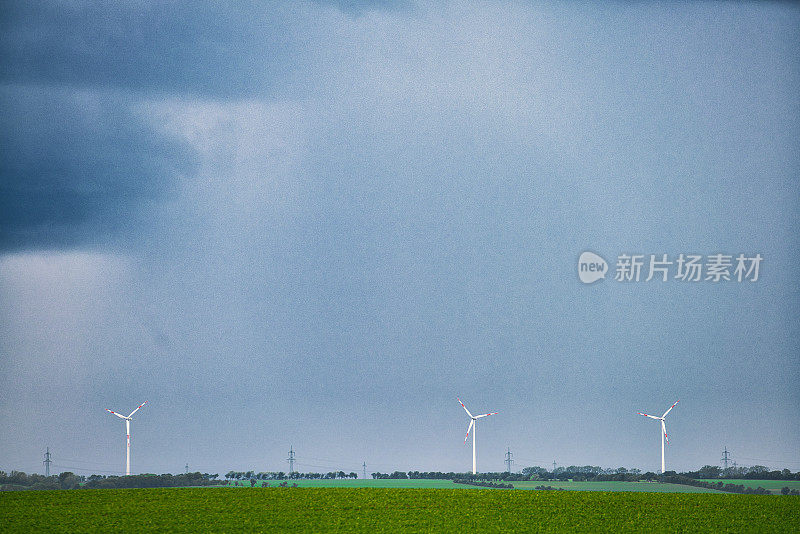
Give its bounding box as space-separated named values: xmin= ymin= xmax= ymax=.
xmin=58 ymin=472 xmax=80 ymax=489
xmin=697 ymin=465 xmax=721 ymax=479
xmin=747 ymin=466 xmax=769 ymax=478
xmin=10 ymin=471 xmax=29 ymax=485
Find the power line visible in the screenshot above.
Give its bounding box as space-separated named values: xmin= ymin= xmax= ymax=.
xmin=293 ymin=462 xmax=358 ymax=472
xmin=735 ymin=456 xmax=800 ymax=467
xmin=50 ymin=464 xmax=126 ymax=475
xmin=512 ymin=456 xmax=558 ymax=466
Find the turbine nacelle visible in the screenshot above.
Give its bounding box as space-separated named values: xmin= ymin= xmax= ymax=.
xmin=105 ymin=401 xmax=148 ymax=421
xmin=105 ymin=409 xmax=130 ymax=421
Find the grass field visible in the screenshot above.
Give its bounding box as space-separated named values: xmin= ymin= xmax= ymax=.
xmin=699 ymin=480 xmax=800 ymax=494
xmin=2 ymin=487 xmax=798 ymax=532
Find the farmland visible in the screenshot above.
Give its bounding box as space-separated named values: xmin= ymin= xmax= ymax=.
xmin=2 ymin=487 xmax=798 ymax=532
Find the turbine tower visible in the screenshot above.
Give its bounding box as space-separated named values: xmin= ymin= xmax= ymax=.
xmin=105 ymin=401 xmax=148 ymax=476
xmin=458 ymin=398 xmax=497 ymax=475
xmin=637 ymin=400 xmax=679 ymax=474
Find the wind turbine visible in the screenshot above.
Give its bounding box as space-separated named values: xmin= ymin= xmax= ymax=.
xmin=637 ymin=400 xmax=679 ymax=474
xmin=105 ymin=401 xmax=148 ymax=476
xmin=458 ymin=398 xmax=497 ymax=475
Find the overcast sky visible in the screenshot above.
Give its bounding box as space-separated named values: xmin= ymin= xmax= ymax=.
xmin=1 ymin=1 xmax=798 ymax=477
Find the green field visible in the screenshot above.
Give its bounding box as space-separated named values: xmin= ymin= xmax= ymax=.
xmin=2 ymin=487 xmax=798 ymax=532
xmin=699 ymin=480 xmax=800 ymax=494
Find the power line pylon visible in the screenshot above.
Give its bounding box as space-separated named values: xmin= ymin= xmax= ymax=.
xmin=287 ymin=446 xmax=295 ymax=474
xmin=505 ymin=448 xmax=514 ymax=473
xmin=43 ymin=447 xmax=52 ymax=477
xmin=721 ymin=447 xmax=731 ymax=470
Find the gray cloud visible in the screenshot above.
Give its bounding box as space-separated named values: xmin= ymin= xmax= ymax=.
xmin=0 ymin=85 xmax=195 ymax=250
xmin=0 ymin=2 xmax=300 ymax=98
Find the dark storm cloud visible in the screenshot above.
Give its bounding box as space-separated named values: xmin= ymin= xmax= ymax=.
xmin=0 ymin=1 xmax=406 ymax=251
xmin=0 ymin=2 xmax=297 ymax=98
xmin=0 ymin=85 xmax=194 ymax=250
xmin=310 ymin=0 xmax=413 ymax=15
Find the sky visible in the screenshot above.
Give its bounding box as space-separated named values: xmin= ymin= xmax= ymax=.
xmin=1 ymin=1 xmax=798 ymax=477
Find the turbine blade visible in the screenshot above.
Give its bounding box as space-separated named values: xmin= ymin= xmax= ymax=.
xmin=457 ymin=398 xmax=473 ymax=418
xmin=661 ymin=400 xmax=679 ymax=419
xmin=637 ymin=412 xmax=660 ymax=420
xmin=128 ymin=401 xmax=148 ymax=418
xmin=106 ymin=409 xmax=127 ymax=420
xmin=662 ymin=420 xmax=669 ymax=444
xmin=464 ymin=420 xmax=474 ymax=444
xmin=474 ymin=412 xmax=498 ymax=419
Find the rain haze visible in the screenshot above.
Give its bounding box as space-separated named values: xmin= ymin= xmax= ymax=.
xmin=1 ymin=1 xmax=798 ymax=477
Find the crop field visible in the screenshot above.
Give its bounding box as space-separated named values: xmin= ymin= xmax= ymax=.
xmin=2 ymin=487 xmax=799 ymax=533
xmin=699 ymin=480 xmax=800 ymax=494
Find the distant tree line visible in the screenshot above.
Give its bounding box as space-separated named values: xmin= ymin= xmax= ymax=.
xmin=371 ymin=471 xmax=411 ymax=479
xmin=0 ymin=471 xmax=82 ymax=491
xmin=660 ymin=474 xmax=772 ymax=495
xmin=371 ymin=466 xmax=800 ymax=485
xmin=0 ymin=471 xmax=222 ymax=491
xmin=399 ymin=468 xmax=657 ymax=483
xmin=4 ymin=465 xmax=799 ymax=492
xmin=82 ymin=472 xmax=222 ymax=489
xmin=521 ymin=466 xmax=657 ymax=482
xmin=683 ymin=465 xmax=800 ymax=480
xmin=452 ymin=478 xmax=513 ymax=489
xmin=223 ymin=471 xmax=358 ymax=482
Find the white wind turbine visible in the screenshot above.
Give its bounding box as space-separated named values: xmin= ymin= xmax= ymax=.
xmin=105 ymin=401 xmax=148 ymax=476
xmin=458 ymin=398 xmax=497 ymax=475
xmin=637 ymin=400 xmax=679 ymax=474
